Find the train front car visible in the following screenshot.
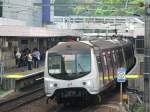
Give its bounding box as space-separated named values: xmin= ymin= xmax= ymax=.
xmin=44 ymin=41 xmax=101 ymax=104
xmin=44 ymin=38 xmax=135 ymax=104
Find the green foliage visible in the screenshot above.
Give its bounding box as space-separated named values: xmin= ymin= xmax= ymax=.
xmin=54 ymin=0 xmax=144 ymax=16
xmin=101 ymin=0 xmax=123 ymax=4
xmin=129 ymin=0 xmax=144 ymax=4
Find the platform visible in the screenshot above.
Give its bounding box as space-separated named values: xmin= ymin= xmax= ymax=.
xmin=0 ymin=65 xmax=44 ymax=91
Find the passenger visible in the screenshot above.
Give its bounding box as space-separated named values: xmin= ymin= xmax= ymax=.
xmin=27 ymin=51 xmax=32 ymax=70
xmin=20 ymin=51 xmax=26 ymax=67
xmin=15 ymin=48 xmax=21 ymax=67
xmin=40 ymin=48 xmax=46 ymax=61
xmin=32 ymin=48 xmax=40 ymax=68
xmin=14 ymin=48 xmax=17 ymax=65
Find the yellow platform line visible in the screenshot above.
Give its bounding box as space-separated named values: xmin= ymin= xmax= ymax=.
xmin=3 ymin=75 xmax=24 ymax=79
xmin=126 ymin=74 xmax=143 ymax=79
xmin=100 ymin=74 xmax=143 ymax=80
xmin=3 ymin=73 xmax=143 ymax=79
xmin=2 ymin=69 xmax=44 ymax=79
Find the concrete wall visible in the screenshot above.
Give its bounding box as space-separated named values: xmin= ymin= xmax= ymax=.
xmin=2 ymin=0 xmax=42 ymax=26
xmin=0 ymin=18 xmax=26 ymax=26
xmin=2 ymin=50 xmax=15 ymax=68
xmin=0 ymin=37 xmax=18 ymax=68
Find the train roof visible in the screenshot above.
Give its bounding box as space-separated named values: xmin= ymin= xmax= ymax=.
xmin=47 ymin=38 xmax=132 ymax=54
xmin=47 ymin=42 xmax=91 ymax=54
xmin=90 ymin=38 xmax=131 ymax=50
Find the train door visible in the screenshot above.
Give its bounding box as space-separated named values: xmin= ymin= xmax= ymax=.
xmin=123 ymin=45 xmax=134 ymax=70
xmin=96 ymin=56 xmax=104 ymax=88
xmin=118 ymin=48 xmax=125 ymax=67
xmin=106 ymin=50 xmax=114 ymax=81
xmin=115 ymin=49 xmax=120 ymax=68
xmin=101 ymin=51 xmax=109 ymax=85
xmin=112 ymin=50 xmax=118 ymax=78
xmin=94 ymin=47 xmax=104 ymax=88
xmin=115 ymin=48 xmax=124 ymax=68
xmin=122 ymin=47 xmax=127 ymax=68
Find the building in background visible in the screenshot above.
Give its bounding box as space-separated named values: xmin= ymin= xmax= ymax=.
xmin=0 ymin=0 xmax=42 ymax=26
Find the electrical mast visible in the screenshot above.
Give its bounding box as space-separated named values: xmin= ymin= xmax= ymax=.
xmin=145 ymin=0 xmax=150 ymax=111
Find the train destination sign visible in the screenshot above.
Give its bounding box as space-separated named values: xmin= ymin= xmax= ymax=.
xmin=117 ymin=68 xmax=127 ymax=83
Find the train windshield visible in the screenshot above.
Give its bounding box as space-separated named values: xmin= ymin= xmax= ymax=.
xmin=48 ymin=53 xmax=91 ymax=80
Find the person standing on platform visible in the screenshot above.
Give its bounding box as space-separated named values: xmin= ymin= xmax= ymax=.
xmin=27 ymin=51 xmax=32 ymax=70
xmin=32 ymin=48 xmax=40 ymax=68
xmin=15 ymin=48 xmax=21 ymax=67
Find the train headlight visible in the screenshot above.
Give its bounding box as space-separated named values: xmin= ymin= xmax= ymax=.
xmin=82 ymin=80 xmax=92 ymax=87
xmin=49 ymin=83 xmax=54 ymax=88
xmin=49 ymin=83 xmax=58 ymax=88
xmin=86 ymin=80 xmax=92 ymax=86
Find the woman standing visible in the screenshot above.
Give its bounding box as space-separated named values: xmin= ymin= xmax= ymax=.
xmin=15 ymin=48 xmax=21 ymax=67
xmin=27 ymin=51 xmax=32 ymax=70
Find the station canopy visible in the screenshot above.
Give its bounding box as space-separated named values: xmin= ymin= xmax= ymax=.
xmin=0 ymin=25 xmax=82 ymax=37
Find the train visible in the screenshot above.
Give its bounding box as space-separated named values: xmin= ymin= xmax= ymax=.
xmin=44 ymin=38 xmax=135 ymax=104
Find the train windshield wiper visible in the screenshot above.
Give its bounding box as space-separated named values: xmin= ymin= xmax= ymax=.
xmin=78 ymin=63 xmax=85 ymax=72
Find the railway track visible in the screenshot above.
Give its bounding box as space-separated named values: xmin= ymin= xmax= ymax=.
xmin=4 ymin=88 xmax=124 ymax=112
xmin=47 ymin=88 xmax=123 ymax=112
xmin=0 ymin=87 xmax=45 ymax=112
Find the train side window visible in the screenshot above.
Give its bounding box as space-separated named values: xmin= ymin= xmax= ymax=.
xmin=112 ymin=50 xmax=117 ymax=77
xmin=103 ymin=55 xmax=107 ymax=65
xmin=112 ymin=52 xmax=116 ymax=62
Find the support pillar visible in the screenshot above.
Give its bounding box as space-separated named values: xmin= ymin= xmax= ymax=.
xmin=144 ymin=1 xmax=150 ymax=111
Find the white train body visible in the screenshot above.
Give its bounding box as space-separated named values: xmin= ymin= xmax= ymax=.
xmin=44 ymin=38 xmax=135 ymax=103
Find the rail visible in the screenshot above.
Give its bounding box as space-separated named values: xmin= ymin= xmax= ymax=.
xmin=0 ymin=87 xmax=45 ymax=112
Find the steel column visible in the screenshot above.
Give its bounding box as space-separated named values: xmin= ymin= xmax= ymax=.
xmin=144 ymin=0 xmax=150 ymax=111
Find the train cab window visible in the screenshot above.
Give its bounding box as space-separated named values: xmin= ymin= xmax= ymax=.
xmin=48 ymin=53 xmax=91 ymax=80
xmin=48 ymin=55 xmax=61 ymax=74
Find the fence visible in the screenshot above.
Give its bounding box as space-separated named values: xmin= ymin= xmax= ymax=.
xmin=124 ymin=90 xmax=144 ymax=112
